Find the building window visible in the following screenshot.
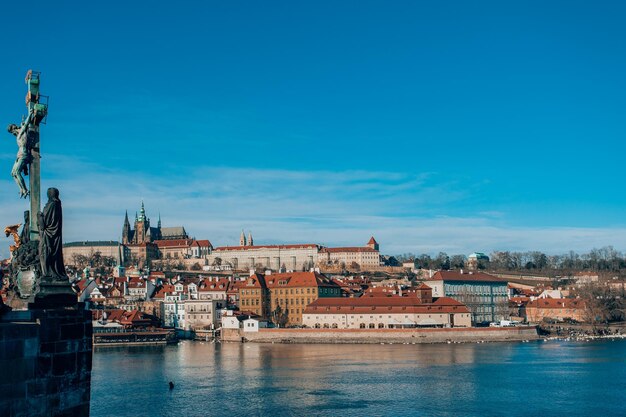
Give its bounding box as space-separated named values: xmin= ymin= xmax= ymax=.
xmin=368 ymin=323 xmax=375 ymax=329
xmin=359 ymin=323 xmax=366 ymax=329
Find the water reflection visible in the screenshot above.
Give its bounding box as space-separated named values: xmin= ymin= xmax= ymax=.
xmin=91 ymin=340 xmax=626 ymax=417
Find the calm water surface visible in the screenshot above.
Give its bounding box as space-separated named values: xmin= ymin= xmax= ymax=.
xmin=91 ymin=339 xmax=626 ymax=416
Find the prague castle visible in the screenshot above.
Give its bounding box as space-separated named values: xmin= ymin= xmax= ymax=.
xmin=122 ymin=201 xmax=188 ymax=245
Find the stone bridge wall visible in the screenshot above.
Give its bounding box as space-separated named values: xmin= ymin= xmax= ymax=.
xmin=0 ymin=305 xmax=92 ymax=417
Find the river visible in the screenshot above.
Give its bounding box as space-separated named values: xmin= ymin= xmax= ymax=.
xmin=90 ymin=339 xmax=626 ymax=416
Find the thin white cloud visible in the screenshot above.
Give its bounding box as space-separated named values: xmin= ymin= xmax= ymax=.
xmin=1 ymin=155 xmax=625 ymax=259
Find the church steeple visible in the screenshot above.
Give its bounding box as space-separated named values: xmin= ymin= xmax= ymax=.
xmin=247 ymin=231 xmax=253 ymax=246
xmin=139 ymin=200 xmax=146 ymax=221
xmin=158 ymin=212 xmax=161 ymax=229
xmin=240 ymin=230 xmax=247 ymax=246
xmin=122 ymin=210 xmax=131 ymax=244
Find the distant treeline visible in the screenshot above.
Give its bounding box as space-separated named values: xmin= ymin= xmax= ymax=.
xmin=395 ymin=246 xmax=626 ymax=274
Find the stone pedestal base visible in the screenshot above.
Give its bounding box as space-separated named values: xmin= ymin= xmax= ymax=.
xmin=30 ymin=277 xmax=77 ymax=309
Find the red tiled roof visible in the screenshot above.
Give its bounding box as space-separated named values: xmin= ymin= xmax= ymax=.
xmin=304 ymin=296 xmax=469 ymax=314
xmin=199 ymin=278 xmax=230 ymax=291
xmin=429 ymin=271 xmax=506 ymax=283
xmin=154 ymin=239 xmax=194 ymax=248
xmin=227 ymin=280 xmax=245 ymax=294
xmin=195 ymin=240 xmax=213 ymax=247
xmin=320 ymin=247 xmax=378 ymax=253
xmin=214 ymin=244 xmax=320 ymax=251
xmin=152 ymin=284 xmax=176 ymax=299
xmin=367 ymin=236 xmax=378 ymax=245
xmin=527 ymin=298 xmax=585 ymax=309
xmin=509 ymin=296 xmax=531 ymax=305
xmin=363 ymin=286 xmax=401 ymax=297
xmin=240 ymin=274 xmax=266 ymax=289
xmin=264 ymin=272 xmax=339 ymax=289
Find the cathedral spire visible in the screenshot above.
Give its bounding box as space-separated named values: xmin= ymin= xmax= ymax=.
xmin=239 ymin=230 xmax=247 ymax=246
xmin=158 ymin=212 xmax=161 ymax=228
xmin=247 ymin=231 xmax=253 ymax=247
xmin=139 ymin=200 xmax=146 ymax=221
xmin=122 ymin=210 xmax=131 ymax=244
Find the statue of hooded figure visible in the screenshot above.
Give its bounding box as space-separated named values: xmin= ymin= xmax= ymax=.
xmin=38 ymin=187 xmax=67 ymax=279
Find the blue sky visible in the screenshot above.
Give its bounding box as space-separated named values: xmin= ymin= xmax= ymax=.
xmin=1 ymin=1 xmax=625 ymax=257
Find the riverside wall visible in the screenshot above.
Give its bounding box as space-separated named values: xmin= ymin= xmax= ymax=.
xmin=222 ymin=326 xmax=539 ymax=344
xmin=0 ymin=305 xmax=92 ymax=417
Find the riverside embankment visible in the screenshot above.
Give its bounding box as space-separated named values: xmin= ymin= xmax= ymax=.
xmin=222 ymin=326 xmax=539 ymax=344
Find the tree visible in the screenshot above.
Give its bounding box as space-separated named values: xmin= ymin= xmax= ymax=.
xmin=190 ymin=262 xmax=202 ymax=271
xmin=271 ymin=305 xmax=289 ymax=327
xmin=416 ymin=254 xmax=432 ymax=269
xmin=578 ymin=283 xmax=625 ymax=332
xmin=212 ymin=257 xmax=222 ymax=266
xmin=71 ymin=254 xmax=89 ymax=268
xmin=450 ymin=255 xmax=466 ymax=269
xmin=434 ymin=252 xmax=450 ymax=270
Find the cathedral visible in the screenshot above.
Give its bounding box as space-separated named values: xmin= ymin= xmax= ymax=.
xmin=122 ymin=202 xmax=188 ymax=245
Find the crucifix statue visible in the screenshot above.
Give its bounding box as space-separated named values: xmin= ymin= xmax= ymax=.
xmin=6 ymin=70 xmax=46 ymax=242
xmin=3 ymin=70 xmax=74 ymax=308
xmin=7 ymin=112 xmax=33 ymax=199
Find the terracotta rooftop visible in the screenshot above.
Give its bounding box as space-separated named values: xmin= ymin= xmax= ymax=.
xmin=154 ymin=239 xmax=195 ymax=248
xmin=214 ymin=244 xmax=320 ymax=251
xmin=199 ymin=278 xmax=230 ymax=291
xmin=304 ymin=296 xmax=469 ymax=314
xmin=320 ymin=247 xmax=378 ymax=253
xmin=264 ymin=272 xmax=339 ymax=289
xmin=429 ymin=271 xmax=507 ymax=283
xmin=152 ymin=284 xmax=176 ymax=299
xmin=527 ymin=298 xmax=585 ymax=309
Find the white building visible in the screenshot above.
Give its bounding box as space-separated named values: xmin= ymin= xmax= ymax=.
xmin=209 ymin=244 xmax=320 ymax=271
xmin=162 ymin=301 xmax=186 ymax=329
xmin=184 ymin=299 xmax=226 ymax=330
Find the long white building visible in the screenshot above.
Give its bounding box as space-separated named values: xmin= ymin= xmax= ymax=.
xmin=209 ymin=244 xmax=321 ymax=271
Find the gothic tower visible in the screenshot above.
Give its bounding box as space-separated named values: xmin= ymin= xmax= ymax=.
xmin=133 ymin=201 xmax=151 ymax=244
xmin=247 ymin=231 xmax=253 ymax=247
xmin=239 ymin=230 xmax=247 ymax=246
xmin=122 ymin=210 xmax=131 ymax=244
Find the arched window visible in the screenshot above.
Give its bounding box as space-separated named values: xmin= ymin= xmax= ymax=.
xmin=331 ymin=323 xmax=338 ymax=329
xmin=378 ymin=323 xmax=384 ymax=328
xmin=323 ymin=323 xmax=330 ymax=328
xmin=368 ymin=323 xmax=375 ymax=329
xmin=359 ymin=323 xmax=366 ymax=329
xmin=314 ymin=323 xmax=321 ymax=328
